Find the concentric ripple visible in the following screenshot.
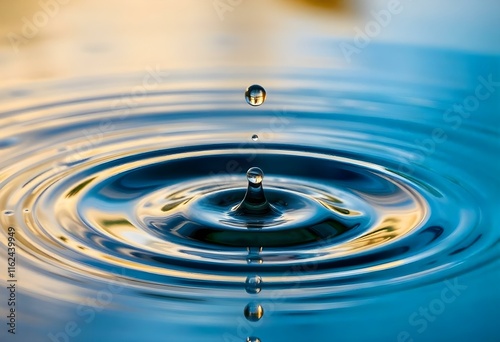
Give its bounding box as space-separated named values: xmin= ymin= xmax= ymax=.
xmin=0 ymin=70 xmax=498 ymax=305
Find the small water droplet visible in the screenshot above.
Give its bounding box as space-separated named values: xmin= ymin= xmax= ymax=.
xmin=3 ymin=210 xmax=14 ymax=216
xmin=252 ymin=134 xmax=259 ymax=141
xmin=23 ymin=209 xmax=30 ymax=213
xmin=244 ymin=303 xmax=264 ymax=322
xmin=245 ymin=85 xmax=266 ymax=107
xmin=245 ymin=275 xmax=262 ymax=294
xmin=247 ymin=167 xmax=263 ymax=185
xmin=247 ymin=337 xmax=261 ymax=342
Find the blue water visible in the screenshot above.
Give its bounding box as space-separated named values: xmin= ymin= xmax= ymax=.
xmin=0 ymin=45 xmax=499 ymax=342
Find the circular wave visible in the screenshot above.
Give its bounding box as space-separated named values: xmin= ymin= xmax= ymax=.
xmin=0 ymin=71 xmax=497 ymax=302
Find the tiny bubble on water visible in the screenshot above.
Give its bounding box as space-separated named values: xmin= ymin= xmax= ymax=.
xmin=245 ymin=275 xmax=262 ymax=294
xmin=244 ymin=303 xmax=264 ymax=322
xmin=252 ymin=134 xmax=259 ymax=141
xmin=245 ymin=85 xmax=266 ymax=107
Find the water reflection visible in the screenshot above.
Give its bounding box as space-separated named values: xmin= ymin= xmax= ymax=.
xmin=0 ymin=1 xmax=499 ymax=342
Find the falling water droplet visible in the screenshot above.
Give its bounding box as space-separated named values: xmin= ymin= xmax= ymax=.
xmin=247 ymin=337 xmax=261 ymax=342
xmin=244 ymin=303 xmax=264 ymax=322
xmin=252 ymin=134 xmax=259 ymax=141
xmin=245 ymin=85 xmax=266 ymax=107
xmin=3 ymin=210 xmax=14 ymax=216
xmin=245 ymin=275 xmax=262 ymax=294
xmin=247 ymin=167 xmax=263 ymax=185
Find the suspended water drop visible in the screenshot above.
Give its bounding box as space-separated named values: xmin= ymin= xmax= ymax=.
xmin=245 ymin=85 xmax=266 ymax=107
xmin=252 ymin=134 xmax=259 ymax=141
xmin=245 ymin=275 xmax=262 ymax=294
xmin=247 ymin=167 xmax=263 ymax=185
xmin=244 ymin=303 xmax=264 ymax=322
xmin=247 ymin=337 xmax=261 ymax=342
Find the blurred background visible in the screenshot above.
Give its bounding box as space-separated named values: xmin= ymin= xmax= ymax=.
xmin=1 ymin=0 xmax=499 ymax=85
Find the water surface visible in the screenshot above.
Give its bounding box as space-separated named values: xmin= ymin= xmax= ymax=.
xmin=1 ymin=44 xmax=499 ymax=341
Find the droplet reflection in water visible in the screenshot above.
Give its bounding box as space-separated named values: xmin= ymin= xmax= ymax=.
xmin=244 ymin=303 xmax=264 ymax=322
xmin=245 ymin=275 xmax=263 ymax=294
xmin=247 ymin=256 xmax=264 ymax=264
xmin=246 ymin=247 xmax=264 ymax=264
xmin=252 ymin=134 xmax=259 ymax=141
xmin=245 ymin=85 xmax=266 ymax=106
